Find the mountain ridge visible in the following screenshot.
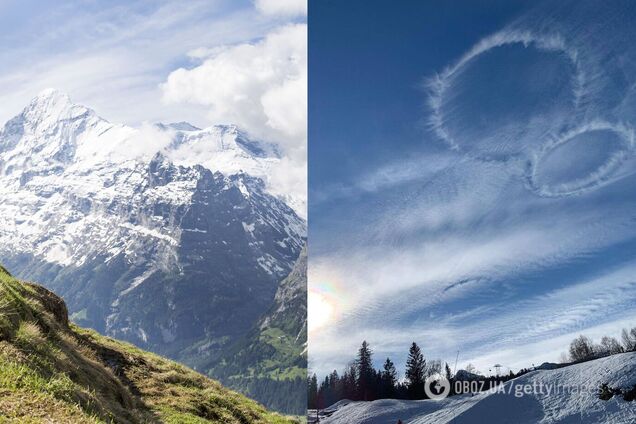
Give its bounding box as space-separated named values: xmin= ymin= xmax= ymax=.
xmin=208 ymin=247 xmax=307 ymax=415
xmin=0 ymin=90 xmax=307 ymax=414
xmin=0 ymin=89 xmax=287 ymax=194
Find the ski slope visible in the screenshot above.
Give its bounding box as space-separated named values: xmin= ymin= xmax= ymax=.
xmin=319 ymin=352 xmax=636 ymax=423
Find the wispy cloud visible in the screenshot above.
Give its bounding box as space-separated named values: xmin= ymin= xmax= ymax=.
xmin=311 ymin=151 xmax=459 ymax=205
xmin=310 ymin=0 xmax=636 ymax=377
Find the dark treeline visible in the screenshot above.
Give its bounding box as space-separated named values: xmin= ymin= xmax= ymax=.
xmin=308 ymin=341 xmax=524 ymax=409
xmin=309 ymin=325 xmax=636 ymax=409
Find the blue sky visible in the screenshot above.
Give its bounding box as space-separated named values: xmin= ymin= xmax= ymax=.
xmin=1 ymin=0 xmax=259 ymax=125
xmin=308 ymin=0 xmax=636 ymax=378
xmin=0 ymin=0 xmax=305 ymax=133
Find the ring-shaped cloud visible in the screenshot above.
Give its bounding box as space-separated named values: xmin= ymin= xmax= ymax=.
xmin=527 ymin=121 xmax=634 ymax=197
xmin=428 ymin=30 xmax=585 ymax=161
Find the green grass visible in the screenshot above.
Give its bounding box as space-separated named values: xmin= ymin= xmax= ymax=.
xmin=0 ymin=266 xmax=299 ymax=424
xmin=259 ymin=328 xmax=295 ymax=354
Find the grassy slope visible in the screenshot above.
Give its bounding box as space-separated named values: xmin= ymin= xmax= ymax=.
xmin=0 ymin=265 xmax=298 ymax=424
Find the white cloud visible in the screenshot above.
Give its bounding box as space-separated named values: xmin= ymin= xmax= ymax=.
xmin=161 ymin=23 xmax=307 ymax=212
xmin=261 ymin=71 xmax=307 ymax=143
xmin=0 ymin=1 xmax=275 ymax=126
xmin=254 ymin=0 xmax=307 ymax=17
xmin=268 ymin=155 xmax=307 ymax=214
xmin=161 ymin=23 xmax=307 ymax=153
xmin=312 ymin=152 xmax=459 ymax=204
xmin=0 ymin=1 xmax=307 ymax=216
xmin=74 ymin=121 xmax=175 ymax=165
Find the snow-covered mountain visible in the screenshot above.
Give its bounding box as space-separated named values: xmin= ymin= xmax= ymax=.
xmin=0 ymin=89 xmax=305 ymax=373
xmin=317 ymin=352 xmax=636 ymax=423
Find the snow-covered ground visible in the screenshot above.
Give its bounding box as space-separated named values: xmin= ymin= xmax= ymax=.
xmin=317 ymin=352 xmax=636 ymax=423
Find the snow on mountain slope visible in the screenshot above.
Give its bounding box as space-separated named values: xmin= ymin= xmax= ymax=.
xmin=0 ymin=89 xmax=301 ymax=269
xmin=0 ymin=89 xmax=301 ymax=213
xmin=0 ymin=89 xmax=305 ymax=373
xmin=320 ymin=352 xmax=636 ymax=424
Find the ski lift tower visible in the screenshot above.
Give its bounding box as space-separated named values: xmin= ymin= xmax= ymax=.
xmin=493 ymin=364 xmax=502 ymax=377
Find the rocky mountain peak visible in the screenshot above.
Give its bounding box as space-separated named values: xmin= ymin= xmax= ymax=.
xmin=22 ymin=89 xmax=93 ymax=128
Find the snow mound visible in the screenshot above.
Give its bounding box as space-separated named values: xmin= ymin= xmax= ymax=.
xmin=321 ymin=352 xmax=636 ymax=423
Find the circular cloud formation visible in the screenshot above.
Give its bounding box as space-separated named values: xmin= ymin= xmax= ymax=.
xmin=429 ymin=29 xmax=636 ymax=199
xmin=429 ymin=30 xmax=584 ymax=161
xmin=528 ymin=121 xmax=634 ymax=197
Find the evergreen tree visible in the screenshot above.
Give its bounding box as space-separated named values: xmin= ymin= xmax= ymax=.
xmin=405 ymin=342 xmax=426 ymax=399
xmin=375 ymin=370 xmax=383 ymax=398
xmin=445 ymin=362 xmax=452 ymax=381
xmin=426 ymin=359 xmax=442 ymax=377
xmin=308 ymin=374 xmax=318 ymax=409
xmin=319 ymin=375 xmax=330 ymax=407
xmin=343 ymin=363 xmax=357 ymax=399
xmin=356 ymin=341 xmax=374 ymax=400
xmin=381 ymin=357 xmax=397 ymax=398
xmin=329 ymin=370 xmax=340 ymax=400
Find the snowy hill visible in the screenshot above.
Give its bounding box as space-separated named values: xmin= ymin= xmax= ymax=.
xmin=318 ymin=352 xmax=636 ymax=423
xmin=0 ymin=89 xmax=306 ymax=411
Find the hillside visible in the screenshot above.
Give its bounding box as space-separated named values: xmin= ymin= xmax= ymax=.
xmin=317 ymin=352 xmax=636 ymax=423
xmin=0 ymin=265 xmax=297 ymax=423
xmin=209 ymin=248 xmax=307 ymax=415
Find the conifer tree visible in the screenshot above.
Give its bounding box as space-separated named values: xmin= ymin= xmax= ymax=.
xmin=308 ymin=374 xmax=318 ymax=409
xmin=344 ymin=363 xmax=357 ymax=399
xmin=382 ymin=357 xmax=397 ymax=397
xmin=356 ymin=341 xmax=374 ymax=400
xmin=405 ymin=342 xmax=426 ymax=399
xmin=329 ymin=370 xmax=340 ymax=400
